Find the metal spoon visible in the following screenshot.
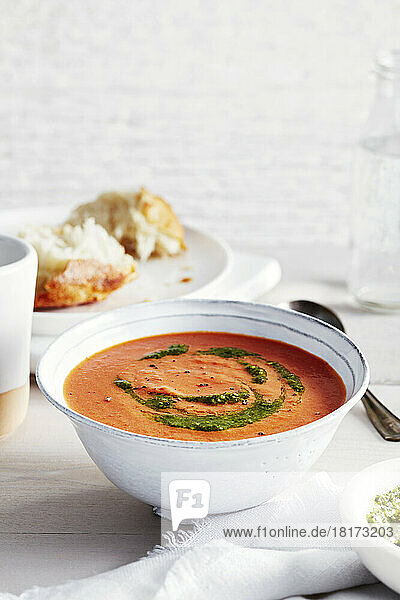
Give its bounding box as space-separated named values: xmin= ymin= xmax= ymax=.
xmin=281 ymin=299 xmax=400 ymax=442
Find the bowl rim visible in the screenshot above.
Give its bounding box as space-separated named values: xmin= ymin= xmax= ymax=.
xmin=36 ymin=298 xmax=370 ymax=449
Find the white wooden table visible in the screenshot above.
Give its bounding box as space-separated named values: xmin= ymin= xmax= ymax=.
xmin=1 ymin=244 xmax=400 ymax=597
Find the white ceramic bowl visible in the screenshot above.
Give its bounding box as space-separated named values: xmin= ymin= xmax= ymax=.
xmin=37 ymin=300 xmax=369 ymax=514
xmin=340 ymin=458 xmax=400 ymax=595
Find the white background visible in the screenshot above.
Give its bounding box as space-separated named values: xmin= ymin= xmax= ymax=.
xmin=2 ymin=0 xmax=400 ymax=250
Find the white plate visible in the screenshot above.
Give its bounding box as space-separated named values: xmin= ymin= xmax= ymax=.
xmin=29 ymin=250 xmax=282 ymax=371
xmin=340 ymin=458 xmax=400 ymax=595
xmin=1 ymin=206 xmax=233 ymax=336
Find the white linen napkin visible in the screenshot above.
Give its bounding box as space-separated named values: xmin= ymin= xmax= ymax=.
xmin=1 ymin=474 xmax=385 ymax=600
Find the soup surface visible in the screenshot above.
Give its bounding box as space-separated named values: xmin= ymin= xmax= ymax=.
xmin=64 ymin=331 xmax=346 ymax=441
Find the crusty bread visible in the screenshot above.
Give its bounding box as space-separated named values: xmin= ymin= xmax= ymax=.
xmin=20 ymin=218 xmax=136 ymax=308
xmin=67 ymin=187 xmax=186 ymax=261
xmin=33 ymin=259 xmax=132 ymax=308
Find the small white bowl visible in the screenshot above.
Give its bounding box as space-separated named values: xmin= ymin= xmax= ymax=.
xmin=37 ymin=299 xmax=369 ymax=514
xmin=340 ymin=458 xmax=400 ymax=594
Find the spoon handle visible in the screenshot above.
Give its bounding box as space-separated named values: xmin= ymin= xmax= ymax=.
xmin=362 ymin=389 xmax=400 ymax=441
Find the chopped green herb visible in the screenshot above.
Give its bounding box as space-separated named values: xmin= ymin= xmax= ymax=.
xmin=367 ymin=486 xmax=400 ymax=525
xmin=367 ymin=485 xmax=400 ymax=546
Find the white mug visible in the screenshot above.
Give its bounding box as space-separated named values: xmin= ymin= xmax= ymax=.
xmin=0 ymin=235 xmax=37 ymax=438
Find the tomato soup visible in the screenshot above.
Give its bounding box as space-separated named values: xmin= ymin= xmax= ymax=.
xmin=64 ymin=331 xmax=346 ymax=441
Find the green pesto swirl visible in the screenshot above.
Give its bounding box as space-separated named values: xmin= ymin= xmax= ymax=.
xmin=114 ymin=345 xmax=304 ymax=432
xmin=239 ymin=361 xmax=268 ymax=384
xmin=265 ymin=361 xmax=304 ymax=394
xmin=139 ymin=344 xmax=189 ymax=360
xmin=114 ymin=379 xmax=249 ymax=407
xmin=114 ymin=379 xmax=176 ymax=409
xmin=197 ymin=346 xmax=261 ymax=359
xmin=153 ymin=396 xmax=284 ymax=432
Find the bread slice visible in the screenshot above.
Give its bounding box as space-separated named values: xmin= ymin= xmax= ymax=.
xmin=67 ymin=187 xmax=186 ymax=261
xmin=20 ymin=218 xmax=136 ymax=308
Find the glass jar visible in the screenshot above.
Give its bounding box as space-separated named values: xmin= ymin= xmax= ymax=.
xmin=348 ymin=50 xmax=400 ymax=310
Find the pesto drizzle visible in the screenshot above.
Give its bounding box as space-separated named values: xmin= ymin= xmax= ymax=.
xmin=265 ymin=361 xmax=304 ymax=394
xmin=180 ymin=389 xmax=249 ymax=405
xmin=114 ymin=379 xmax=176 ymax=410
xmin=114 ymin=344 xmax=304 ymax=432
xmin=114 ymin=379 xmax=249 ymax=407
xmin=139 ymin=344 xmax=189 ymax=360
xmin=153 ymin=396 xmax=284 ymax=432
xmin=239 ymin=361 xmax=268 ymax=384
xmin=197 ymin=346 xmax=261 ymax=359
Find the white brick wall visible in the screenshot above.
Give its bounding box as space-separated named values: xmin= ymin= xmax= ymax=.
xmin=1 ymin=0 xmax=399 ymax=251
